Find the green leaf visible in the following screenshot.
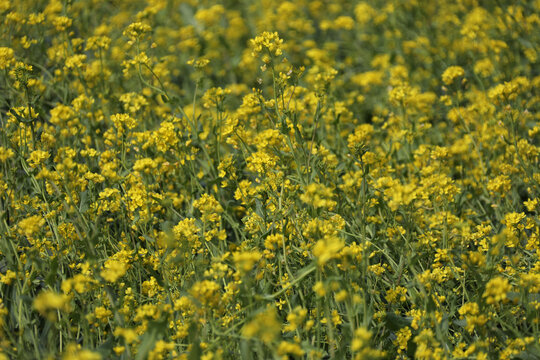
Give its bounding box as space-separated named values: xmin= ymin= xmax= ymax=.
xmin=240 ymin=340 xmax=253 ymax=360
xmin=188 ymin=321 xmax=202 ymax=360
xmin=385 ymin=312 xmax=412 ymax=331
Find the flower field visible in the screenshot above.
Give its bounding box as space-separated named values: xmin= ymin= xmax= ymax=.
xmin=1 ymin=0 xmax=539 ymax=359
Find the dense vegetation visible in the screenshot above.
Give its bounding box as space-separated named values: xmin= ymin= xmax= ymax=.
xmin=0 ymin=0 xmax=539 ymax=359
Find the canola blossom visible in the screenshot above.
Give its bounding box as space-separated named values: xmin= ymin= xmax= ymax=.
xmin=0 ymin=0 xmax=539 ymax=359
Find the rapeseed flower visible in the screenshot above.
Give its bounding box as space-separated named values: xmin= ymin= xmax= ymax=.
xmin=483 ymin=276 xmax=512 ymax=305
xmin=1 ymin=1 xmax=538 ymax=358
xmin=33 ymin=291 xmax=71 ymax=321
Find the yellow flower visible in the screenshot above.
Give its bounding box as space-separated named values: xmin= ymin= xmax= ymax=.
xmin=52 ymin=16 xmax=72 ymax=32
xmin=86 ymin=35 xmax=111 ymax=51
xmin=334 ymin=16 xmax=355 ymax=30
xmin=351 ymin=327 xmax=385 ymax=359
xmin=413 ymin=329 xmax=444 ymax=360
xmin=487 ymin=175 xmax=512 ymax=197
xmin=502 ymin=212 xmax=526 ymax=232
xmin=284 ymin=306 xmax=307 ymax=332
xmin=111 ymin=113 xmax=137 ymax=131
xmin=0 ymin=270 xmax=17 ymax=285
xmin=202 ymin=87 xmax=231 ymax=108
xmin=17 ymin=215 xmax=46 ymax=238
xmin=483 ymin=276 xmax=512 ymax=305
xmin=242 ymin=306 xmax=280 ymax=344
xmin=301 ymin=183 xmax=337 ymax=210
xmin=264 ymin=233 xmax=285 ymax=251
xmin=189 ymin=280 xmax=221 ymax=307
xmin=385 ymin=286 xmax=407 ymax=303
xmin=394 ymin=327 xmax=412 ymax=354
xmin=232 ymin=250 xmax=262 ymax=273
xmin=313 ymin=281 xmax=326 ymax=297
xmin=119 ymin=92 xmax=148 ymax=113
xmin=313 ymin=235 xmax=345 ymax=266
xmin=62 ymin=344 xmax=101 ymax=360
xmin=28 ymin=150 xmax=50 ymax=168
xmin=100 ymin=259 xmax=127 ymax=283
xmin=277 ymin=341 xmax=305 ymax=357
xmin=0 ymin=47 xmax=15 ymax=69
xmin=142 ymin=276 xmax=162 ymax=298
xmin=388 ymin=82 xmax=413 ymax=106
xmin=246 ymin=150 xmax=277 ymax=175
xmin=520 ymin=273 xmax=540 ymax=293
xmin=193 ymin=193 xmax=223 ymax=223
xmin=187 ymin=57 xmax=210 ymax=69
xmin=94 ymin=306 xmax=112 ymax=323
xmin=114 ymin=327 xmax=139 ymax=344
xmin=441 ymin=66 xmax=465 ymax=85
xmin=113 ymin=346 xmax=125 ymax=356
xmin=64 ymin=54 xmax=87 ymax=70
xmin=354 ymin=3 xmax=376 ymax=25
xmin=249 ymin=31 xmax=284 ymax=62
xmin=0 ymin=146 xmax=14 ymax=162
xmin=61 ymin=274 xmax=94 ymax=294
xmin=474 ymin=58 xmax=494 ymax=77
xmin=148 ymin=340 xmax=175 ymax=360
xmin=458 ymin=302 xmax=488 ymax=333
xmin=123 ymin=22 xmax=152 ymax=42
xmin=173 ymin=218 xmax=200 ymax=244
xmin=34 ymin=290 xmax=71 ymax=321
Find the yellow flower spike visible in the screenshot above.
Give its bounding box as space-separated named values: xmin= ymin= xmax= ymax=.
xmin=483 ymin=276 xmax=512 ymax=305
xmin=27 ymin=149 xmax=50 ymax=168
xmin=300 ymin=183 xmax=337 ymax=210
xmin=187 ymin=58 xmax=210 ymax=69
xmin=111 ymin=113 xmax=137 ymax=131
xmin=51 ymin=16 xmax=72 ymax=32
xmin=394 ymin=327 xmax=412 ymax=354
xmin=100 ymin=259 xmax=127 ymax=283
xmin=193 ymin=193 xmax=224 ymax=224
xmin=441 ymin=66 xmax=465 ymax=86
xmin=17 ymin=215 xmax=46 ymax=239
xmin=312 ymin=235 xmax=345 ymax=266
xmin=277 ymin=341 xmax=305 ymax=357
xmin=123 ymin=22 xmax=152 ymax=43
xmin=249 ymin=31 xmax=284 ymax=61
xmin=114 ymin=327 xmax=139 ymax=344
xmin=232 ymin=250 xmax=262 ymax=273
xmin=0 ymin=47 xmax=15 ymax=69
